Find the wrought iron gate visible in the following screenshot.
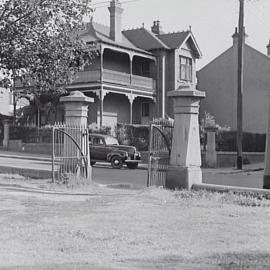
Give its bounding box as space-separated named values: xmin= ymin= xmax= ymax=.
xmin=52 ymin=124 xmax=90 ymax=183
xmin=147 ymin=119 xmax=174 ymax=187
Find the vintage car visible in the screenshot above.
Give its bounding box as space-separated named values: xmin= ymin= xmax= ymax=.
xmin=89 ymin=134 xmax=141 ymax=169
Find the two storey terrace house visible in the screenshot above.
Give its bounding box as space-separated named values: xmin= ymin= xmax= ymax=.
xmin=69 ymin=0 xmax=202 ymax=128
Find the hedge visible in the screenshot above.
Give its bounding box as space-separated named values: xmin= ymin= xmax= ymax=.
xmin=9 ymin=126 xmax=52 ymax=143
xmin=216 ymin=131 xmax=266 ymax=152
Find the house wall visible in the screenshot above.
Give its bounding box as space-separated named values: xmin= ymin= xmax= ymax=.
xmin=87 ymin=93 xmax=99 ymax=124
xmin=103 ymin=92 xmax=130 ymax=124
xmin=175 ymin=41 xmax=196 ymax=89
xmin=85 ymin=92 xmax=155 ymax=127
xmin=164 ymin=40 xmax=198 ymax=118
xmin=198 ymin=47 xmax=235 ymax=129
xmin=132 ymin=97 xmax=155 ymax=124
xmin=242 ymin=45 xmax=270 ymax=133
xmin=198 ymin=43 xmax=270 ymax=134
xmin=0 ymin=88 xmax=12 ymax=116
xmin=165 ymin=50 xmax=175 ymax=118
xmin=152 ymin=50 xmax=166 ymax=118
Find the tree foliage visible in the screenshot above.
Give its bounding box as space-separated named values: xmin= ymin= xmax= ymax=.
xmin=0 ymin=0 xmax=96 ymax=102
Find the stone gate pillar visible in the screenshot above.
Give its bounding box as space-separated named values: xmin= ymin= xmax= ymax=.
xmin=166 ymin=86 xmax=205 ymax=190
xmin=60 ymin=91 xmax=94 ymax=126
xmin=60 ymin=91 xmax=94 ymax=180
xmin=205 ymin=126 xmax=218 ymax=168
xmin=3 ymin=119 xmax=10 ymax=148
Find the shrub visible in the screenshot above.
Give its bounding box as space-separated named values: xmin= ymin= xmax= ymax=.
xmin=88 ymin=123 xmax=111 ymax=135
xmin=115 ymin=123 xmax=149 ymax=151
xmin=216 ymin=131 xmax=266 ymax=152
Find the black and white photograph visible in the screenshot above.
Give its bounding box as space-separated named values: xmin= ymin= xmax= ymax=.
xmin=0 ymin=0 xmax=270 ymax=269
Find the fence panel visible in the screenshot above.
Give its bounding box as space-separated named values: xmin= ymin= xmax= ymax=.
xmin=52 ymin=124 xmax=90 ymax=184
xmin=147 ymin=119 xmax=174 ymax=187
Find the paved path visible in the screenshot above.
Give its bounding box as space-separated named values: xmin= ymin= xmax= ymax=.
xmin=0 ymin=150 xmax=266 ymax=189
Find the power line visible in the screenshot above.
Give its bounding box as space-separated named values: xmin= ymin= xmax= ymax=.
xmin=91 ymin=1 xmax=111 ymax=6
xmin=92 ymin=0 xmax=140 ymax=9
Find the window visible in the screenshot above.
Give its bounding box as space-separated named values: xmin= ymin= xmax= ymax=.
xmin=92 ymin=137 xmax=104 ymax=145
xmin=180 ymin=56 xmax=192 ymax=82
xmin=105 ymin=137 xmax=119 ymax=146
xmin=142 ymin=103 xmax=150 ymax=117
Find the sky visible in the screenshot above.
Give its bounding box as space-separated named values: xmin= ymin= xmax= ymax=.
xmin=91 ymin=0 xmax=270 ymax=69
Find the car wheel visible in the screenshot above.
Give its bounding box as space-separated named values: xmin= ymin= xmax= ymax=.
xmin=127 ymin=163 xmax=138 ymax=169
xmin=111 ymin=156 xmax=123 ymax=169
xmin=90 ymin=161 xmax=96 ymax=166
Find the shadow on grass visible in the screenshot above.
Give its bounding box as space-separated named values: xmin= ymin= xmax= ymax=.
xmin=126 ymin=252 xmax=270 ymax=270
xmin=2 ymin=252 xmax=270 ymax=270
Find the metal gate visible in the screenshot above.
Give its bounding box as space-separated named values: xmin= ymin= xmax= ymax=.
xmin=52 ymin=124 xmax=90 ymax=184
xmin=147 ymin=119 xmax=174 ymax=187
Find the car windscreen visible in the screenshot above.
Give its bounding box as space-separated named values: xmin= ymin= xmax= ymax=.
xmin=105 ymin=137 xmax=119 ymax=145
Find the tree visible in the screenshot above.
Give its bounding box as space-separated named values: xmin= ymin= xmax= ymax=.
xmin=0 ymin=0 xmax=96 ymax=124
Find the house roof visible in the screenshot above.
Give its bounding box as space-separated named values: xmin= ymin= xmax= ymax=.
xmin=159 ymin=31 xmax=202 ymax=58
xmin=80 ymin=21 xmax=153 ymax=55
xmin=159 ymin=31 xmax=190 ymax=49
xmin=79 ymin=20 xmax=202 ymax=58
xmin=122 ymin=27 xmax=170 ymax=50
xmin=123 ymin=28 xmax=202 ymax=58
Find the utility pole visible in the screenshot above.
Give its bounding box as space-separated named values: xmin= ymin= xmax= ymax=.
xmin=237 ymin=0 xmax=244 ymax=169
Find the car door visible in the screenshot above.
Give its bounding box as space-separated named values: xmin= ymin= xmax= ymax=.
xmin=90 ymin=136 xmax=107 ymax=160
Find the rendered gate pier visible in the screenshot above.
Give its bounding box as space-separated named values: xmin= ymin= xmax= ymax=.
xmin=147 ymin=118 xmax=174 ymax=187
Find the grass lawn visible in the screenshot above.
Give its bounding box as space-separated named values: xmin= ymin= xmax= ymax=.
xmin=0 ymin=174 xmax=270 ymax=269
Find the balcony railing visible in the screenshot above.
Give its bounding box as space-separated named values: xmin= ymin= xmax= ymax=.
xmin=73 ymin=69 xmax=156 ymax=92
xmin=103 ymin=69 xmax=156 ymax=91
xmin=103 ymin=69 xmax=130 ymax=85
xmin=131 ymin=74 xmax=156 ymax=90
xmin=73 ymin=69 xmax=100 ymax=83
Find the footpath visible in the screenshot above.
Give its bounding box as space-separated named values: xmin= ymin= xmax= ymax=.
xmin=0 ymin=149 xmax=52 ymax=179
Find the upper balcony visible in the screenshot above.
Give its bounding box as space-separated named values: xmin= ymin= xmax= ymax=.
xmin=71 ymin=47 xmax=157 ymax=93
xmin=72 ymin=69 xmax=156 ymax=93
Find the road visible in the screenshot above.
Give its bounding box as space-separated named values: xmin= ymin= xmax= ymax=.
xmin=93 ymin=164 xmax=148 ymax=188
xmin=0 ymin=155 xmax=265 ymax=189
xmin=91 ymin=163 xmax=265 ymax=190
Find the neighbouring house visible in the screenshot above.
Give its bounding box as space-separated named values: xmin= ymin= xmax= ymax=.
xmin=0 ymin=87 xmax=13 ymax=117
xmin=66 ymin=0 xmax=202 ymax=129
xmin=0 ymin=87 xmax=29 ymax=145
xmin=197 ymin=27 xmax=270 ymax=134
xmin=0 ymin=87 xmax=12 ymax=144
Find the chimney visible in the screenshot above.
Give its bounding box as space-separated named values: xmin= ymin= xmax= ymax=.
xmin=232 ymin=27 xmax=238 ymax=46
xmin=267 ymin=39 xmax=270 ymax=56
xmin=232 ymin=27 xmax=247 ymax=47
xmin=108 ymin=0 xmax=123 ymax=42
xmin=151 ymin=20 xmax=163 ymax=35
